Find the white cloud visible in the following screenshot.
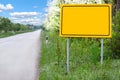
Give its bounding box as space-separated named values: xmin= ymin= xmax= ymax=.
xmin=33 ymin=6 xmax=38 ymax=8
xmin=10 ymin=12 xmax=39 ymax=18
xmin=6 ymin=4 xmax=13 ymax=9
xmin=11 ymin=18 xmax=41 ymax=25
xmin=10 ymin=12 xmax=44 ymax=25
xmin=0 ymin=4 xmax=13 ymax=12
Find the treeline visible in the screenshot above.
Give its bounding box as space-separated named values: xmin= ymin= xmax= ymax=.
xmin=0 ymin=17 xmax=40 ymax=33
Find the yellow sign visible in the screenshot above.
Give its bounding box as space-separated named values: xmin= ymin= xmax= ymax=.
xmin=60 ymin=4 xmax=112 ymax=38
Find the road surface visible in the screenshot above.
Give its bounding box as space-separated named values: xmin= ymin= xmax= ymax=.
xmin=0 ymin=30 xmax=41 ymax=80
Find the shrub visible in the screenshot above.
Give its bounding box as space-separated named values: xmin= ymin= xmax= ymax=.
xmin=110 ymin=11 xmax=120 ymax=58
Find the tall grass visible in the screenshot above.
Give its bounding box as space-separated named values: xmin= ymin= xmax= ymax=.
xmin=39 ymin=30 xmax=120 ymax=80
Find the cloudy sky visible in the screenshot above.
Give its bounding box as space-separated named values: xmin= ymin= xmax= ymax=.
xmin=0 ymin=0 xmax=48 ymax=25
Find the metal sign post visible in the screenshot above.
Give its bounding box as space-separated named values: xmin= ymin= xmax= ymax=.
xmin=101 ymin=39 xmax=104 ymax=64
xmin=67 ymin=38 xmax=70 ymax=73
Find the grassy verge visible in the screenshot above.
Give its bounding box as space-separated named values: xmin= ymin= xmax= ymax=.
xmin=0 ymin=30 xmax=34 ymax=38
xmin=39 ymin=31 xmax=120 ymax=80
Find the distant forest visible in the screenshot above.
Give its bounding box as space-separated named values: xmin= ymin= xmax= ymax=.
xmin=0 ymin=17 xmax=40 ymax=33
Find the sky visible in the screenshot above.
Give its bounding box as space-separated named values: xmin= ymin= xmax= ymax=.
xmin=0 ymin=0 xmax=48 ymax=25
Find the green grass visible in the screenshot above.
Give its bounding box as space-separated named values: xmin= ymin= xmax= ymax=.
xmin=39 ymin=31 xmax=120 ymax=80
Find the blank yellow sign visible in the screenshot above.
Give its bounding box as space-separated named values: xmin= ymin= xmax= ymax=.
xmin=60 ymin=4 xmax=112 ymax=38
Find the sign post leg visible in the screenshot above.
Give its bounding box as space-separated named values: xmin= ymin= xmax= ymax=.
xmin=67 ymin=38 xmax=70 ymax=73
xmin=101 ymin=39 xmax=104 ymax=64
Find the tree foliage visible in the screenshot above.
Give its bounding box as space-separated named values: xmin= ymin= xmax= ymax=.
xmin=44 ymin=0 xmax=102 ymax=31
xmin=104 ymin=0 xmax=120 ymax=58
xmin=0 ymin=17 xmax=12 ymax=32
xmin=110 ymin=10 xmax=120 ymax=58
xmin=0 ymin=17 xmax=34 ymax=33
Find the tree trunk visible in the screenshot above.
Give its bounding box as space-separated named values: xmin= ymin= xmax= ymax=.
xmin=112 ymin=0 xmax=117 ymax=16
xmin=117 ymin=0 xmax=120 ymax=10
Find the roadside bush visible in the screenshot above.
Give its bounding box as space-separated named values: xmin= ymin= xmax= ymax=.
xmin=110 ymin=11 xmax=120 ymax=58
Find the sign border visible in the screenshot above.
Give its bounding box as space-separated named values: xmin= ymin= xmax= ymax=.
xmin=60 ymin=4 xmax=112 ymax=38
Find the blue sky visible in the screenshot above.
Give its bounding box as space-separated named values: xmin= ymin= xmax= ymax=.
xmin=0 ymin=0 xmax=48 ymax=25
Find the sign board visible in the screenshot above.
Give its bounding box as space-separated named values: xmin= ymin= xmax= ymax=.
xmin=60 ymin=4 xmax=112 ymax=38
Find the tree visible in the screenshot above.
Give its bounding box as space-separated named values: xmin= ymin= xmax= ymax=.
xmin=0 ymin=17 xmax=3 ymax=31
xmin=117 ymin=0 xmax=120 ymax=10
xmin=104 ymin=0 xmax=120 ymax=58
xmin=0 ymin=17 xmax=12 ymax=32
xmin=44 ymin=0 xmax=102 ymax=31
xmin=109 ymin=11 xmax=120 ymax=58
xmin=109 ymin=0 xmax=120 ymax=16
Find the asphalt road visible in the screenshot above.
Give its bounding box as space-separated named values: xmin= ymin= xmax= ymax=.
xmin=0 ymin=30 xmax=41 ymax=80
